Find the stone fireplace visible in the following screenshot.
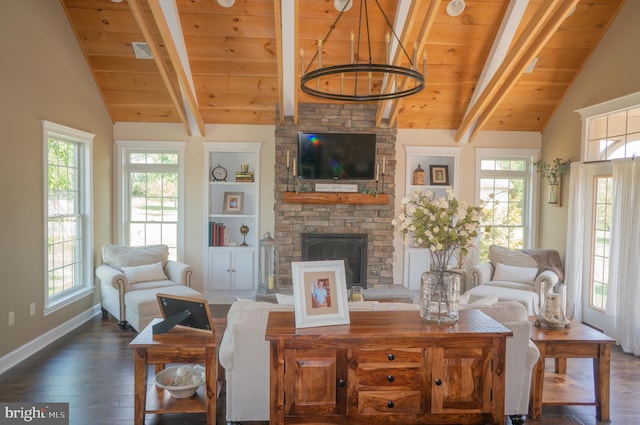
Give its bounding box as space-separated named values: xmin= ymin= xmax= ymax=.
xmin=274 ymin=103 xmax=396 ymax=290
xmin=302 ymin=233 xmax=368 ymax=289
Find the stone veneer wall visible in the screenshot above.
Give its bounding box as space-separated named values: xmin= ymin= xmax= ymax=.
xmin=274 ymin=103 xmax=396 ymax=289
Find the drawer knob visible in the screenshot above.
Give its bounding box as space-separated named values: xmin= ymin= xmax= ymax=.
xmin=387 ymin=375 xmax=394 ymax=383
xmin=387 ymin=400 xmax=394 ymax=408
xmin=435 ymin=378 xmax=442 ymax=386
xmin=387 ymin=353 xmax=395 ymax=361
xmin=338 ymin=379 xmax=346 ymax=387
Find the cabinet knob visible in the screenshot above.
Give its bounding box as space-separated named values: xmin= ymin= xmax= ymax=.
xmin=387 ymin=400 xmax=394 ymax=408
xmin=387 ymin=353 xmax=395 ymax=361
xmin=435 ymin=378 xmax=442 ymax=386
xmin=338 ymin=379 xmax=346 ymax=387
xmin=226 ymin=269 xmax=231 ymax=272
xmin=387 ymin=375 xmax=394 ymax=383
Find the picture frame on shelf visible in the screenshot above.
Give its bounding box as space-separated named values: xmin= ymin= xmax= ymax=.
xmin=429 ymin=165 xmax=449 ymax=186
xmin=223 ymin=192 xmax=243 ymax=214
xmin=291 ymin=260 xmax=350 ymax=328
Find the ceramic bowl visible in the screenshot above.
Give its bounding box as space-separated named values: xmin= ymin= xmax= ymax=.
xmin=155 ymin=365 xmax=206 ymax=398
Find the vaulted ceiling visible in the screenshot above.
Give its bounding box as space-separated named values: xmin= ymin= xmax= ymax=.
xmin=60 ymin=0 xmax=624 ymax=140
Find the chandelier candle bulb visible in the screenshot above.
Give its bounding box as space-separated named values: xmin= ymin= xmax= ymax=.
xmin=286 ymin=150 xmax=290 ymax=168
xmin=413 ymin=42 xmax=418 ymax=70
xmin=299 ymin=48 xmax=304 ymax=75
xmin=350 ymin=30 xmax=354 ymax=64
xmin=385 ymin=31 xmax=390 ymax=64
xmin=317 ymin=39 xmax=322 ymax=68
xmin=376 ymin=163 xmax=379 ymax=181
xmin=423 ymin=52 xmax=427 ymax=76
xmin=292 ymin=160 xmax=296 ymax=178
xmin=382 ymin=156 xmax=386 ymax=174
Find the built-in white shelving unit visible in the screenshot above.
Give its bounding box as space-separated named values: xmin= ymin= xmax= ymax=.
xmin=403 ymin=146 xmax=461 ymax=291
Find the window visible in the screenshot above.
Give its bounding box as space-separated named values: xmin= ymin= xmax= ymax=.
xmin=579 ymin=96 xmax=640 ymax=316
xmin=585 ymin=106 xmax=640 ymax=161
xmin=476 ymin=150 xmax=537 ymax=263
xmin=117 ymin=142 xmax=185 ymax=261
xmin=44 ymin=121 xmax=94 ymax=314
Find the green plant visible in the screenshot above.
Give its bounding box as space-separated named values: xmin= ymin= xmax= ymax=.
xmin=392 ymin=188 xmax=484 ymax=269
xmin=534 ymin=158 xmax=571 ymax=185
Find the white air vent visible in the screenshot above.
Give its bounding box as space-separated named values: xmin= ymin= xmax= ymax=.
xmin=524 ymin=57 xmax=538 ymax=74
xmin=132 ymin=42 xmax=153 ymax=60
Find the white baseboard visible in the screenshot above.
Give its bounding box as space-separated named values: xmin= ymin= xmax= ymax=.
xmin=0 ymin=304 xmax=102 ymax=375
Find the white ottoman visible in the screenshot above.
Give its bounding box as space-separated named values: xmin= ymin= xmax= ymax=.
xmin=124 ymin=286 xmax=204 ymax=332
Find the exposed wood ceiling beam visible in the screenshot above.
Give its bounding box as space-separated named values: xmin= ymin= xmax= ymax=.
xmin=147 ymin=0 xmax=205 ymax=136
xmin=455 ymin=0 xmax=579 ymax=143
xmin=456 ymin=0 xmax=529 ymax=144
xmin=383 ymin=0 xmax=440 ymax=128
xmin=468 ymin=0 xmax=581 ymax=142
xmin=128 ymin=0 xmax=191 ymax=135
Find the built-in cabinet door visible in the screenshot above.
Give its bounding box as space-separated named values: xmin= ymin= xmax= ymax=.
xmin=284 ymin=349 xmax=347 ymax=416
xmin=208 ymin=249 xmax=255 ymax=290
xmin=429 ymin=345 xmax=492 ymax=414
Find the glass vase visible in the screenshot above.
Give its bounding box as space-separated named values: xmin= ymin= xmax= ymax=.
xmin=420 ymin=267 xmax=461 ymax=324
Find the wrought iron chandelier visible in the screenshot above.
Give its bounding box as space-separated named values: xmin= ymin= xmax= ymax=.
xmin=300 ymin=0 xmax=425 ymax=102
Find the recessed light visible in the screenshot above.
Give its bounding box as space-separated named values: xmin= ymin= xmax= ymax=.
xmin=217 ymin=0 xmax=235 ymax=7
xmin=446 ymin=0 xmax=466 ymax=17
xmin=334 ymin=0 xmax=353 ymax=13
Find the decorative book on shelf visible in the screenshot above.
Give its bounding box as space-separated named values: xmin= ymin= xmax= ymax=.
xmin=235 ymin=171 xmax=254 ymax=182
xmin=209 ymin=222 xmax=226 ymax=247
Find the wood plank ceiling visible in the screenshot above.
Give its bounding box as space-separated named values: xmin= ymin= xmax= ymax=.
xmin=60 ymin=0 xmax=624 ymax=139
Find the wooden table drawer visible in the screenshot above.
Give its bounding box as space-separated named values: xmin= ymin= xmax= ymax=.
xmin=358 ymin=390 xmax=421 ymax=414
xmin=357 ymin=348 xmax=422 ymax=364
xmin=358 ymin=367 xmax=422 ymax=389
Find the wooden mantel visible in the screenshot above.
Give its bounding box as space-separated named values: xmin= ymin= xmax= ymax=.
xmin=282 ymin=192 xmax=389 ymax=205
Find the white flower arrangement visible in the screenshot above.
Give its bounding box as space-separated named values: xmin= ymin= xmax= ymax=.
xmin=392 ymin=188 xmax=484 ymax=269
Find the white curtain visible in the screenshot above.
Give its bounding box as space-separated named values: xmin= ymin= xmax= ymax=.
xmin=608 ymin=158 xmax=640 ymax=355
xmin=564 ymin=162 xmax=587 ymax=322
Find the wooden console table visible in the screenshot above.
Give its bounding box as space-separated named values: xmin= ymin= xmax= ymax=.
xmin=129 ymin=318 xmax=225 ymax=425
xmin=266 ymin=309 xmax=512 ymax=425
xmin=528 ymin=319 xmax=616 ymax=421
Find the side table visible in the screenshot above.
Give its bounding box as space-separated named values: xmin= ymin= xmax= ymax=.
xmin=528 ymin=318 xmax=615 ymax=421
xmin=129 ymin=318 xmax=225 ymax=425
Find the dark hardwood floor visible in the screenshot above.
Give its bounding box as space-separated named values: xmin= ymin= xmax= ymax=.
xmin=0 ymin=308 xmax=638 ymax=424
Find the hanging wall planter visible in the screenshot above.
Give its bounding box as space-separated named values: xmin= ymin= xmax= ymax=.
xmin=535 ymin=158 xmax=571 ymax=206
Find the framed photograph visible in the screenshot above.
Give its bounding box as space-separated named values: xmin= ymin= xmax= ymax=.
xmin=429 ymin=165 xmax=449 ymax=185
xmin=291 ymin=260 xmax=350 ymax=328
xmin=223 ymin=192 xmax=243 ymax=214
xmin=155 ymin=293 xmax=214 ymax=335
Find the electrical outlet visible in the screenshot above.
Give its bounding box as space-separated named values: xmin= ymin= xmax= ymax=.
xmin=8 ymin=311 xmax=15 ymax=326
xmin=30 ymin=303 xmax=36 ymax=316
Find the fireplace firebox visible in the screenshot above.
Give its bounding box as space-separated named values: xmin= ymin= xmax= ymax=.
xmin=301 ymin=233 xmax=367 ymax=289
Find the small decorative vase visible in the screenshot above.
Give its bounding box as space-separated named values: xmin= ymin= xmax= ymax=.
xmin=548 ymin=182 xmax=559 ymax=204
xmin=420 ymin=266 xmax=461 ymax=324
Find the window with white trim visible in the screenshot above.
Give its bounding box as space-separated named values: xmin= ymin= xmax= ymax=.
xmin=44 ymin=121 xmax=94 ymax=314
xmin=585 ymin=105 xmax=640 ymax=161
xmin=476 ymin=150 xmax=537 ymax=263
xmin=117 ymin=142 xmax=185 ymax=261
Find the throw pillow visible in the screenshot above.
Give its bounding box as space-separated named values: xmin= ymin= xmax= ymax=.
xmin=121 ymin=261 xmax=168 ymax=283
xmin=275 ymin=293 xmax=294 ymax=305
xmin=493 ymin=262 xmax=538 ymax=285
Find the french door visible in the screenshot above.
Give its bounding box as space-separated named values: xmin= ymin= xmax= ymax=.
xmin=581 ymin=161 xmax=614 ymax=334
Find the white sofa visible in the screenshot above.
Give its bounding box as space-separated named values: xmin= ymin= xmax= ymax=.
xmin=219 ymin=297 xmax=539 ymax=423
xmin=95 ymin=244 xmax=194 ymax=331
xmin=466 ymin=245 xmax=564 ymax=315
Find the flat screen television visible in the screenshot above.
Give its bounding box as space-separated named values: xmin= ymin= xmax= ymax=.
xmin=297 ymin=133 xmax=377 ymax=180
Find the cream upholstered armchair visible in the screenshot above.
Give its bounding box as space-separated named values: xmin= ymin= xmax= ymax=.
xmin=95 ymin=244 xmax=193 ymax=329
xmin=465 ymin=245 xmax=564 ymax=315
